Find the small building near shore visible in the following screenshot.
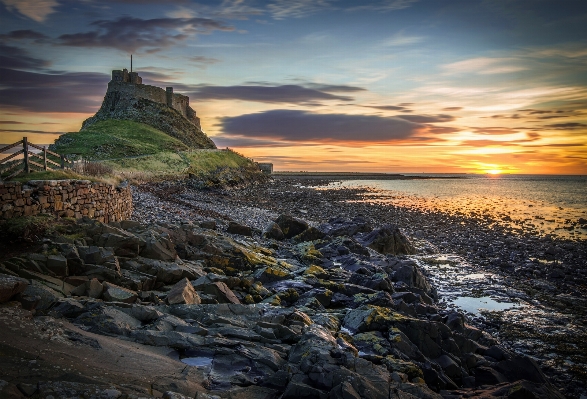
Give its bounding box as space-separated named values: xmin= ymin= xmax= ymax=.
xmin=257 ymin=163 xmax=273 ymax=174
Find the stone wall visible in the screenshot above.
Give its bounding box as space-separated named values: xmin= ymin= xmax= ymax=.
xmin=0 ymin=180 xmax=132 ymax=223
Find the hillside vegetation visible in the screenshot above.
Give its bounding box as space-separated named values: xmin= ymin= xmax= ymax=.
xmin=51 ymin=120 xmax=189 ymax=160
xmin=48 ymin=120 xmax=264 ymax=185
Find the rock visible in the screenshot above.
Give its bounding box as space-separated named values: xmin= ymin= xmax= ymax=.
xmin=282 ymin=381 xmax=326 ymax=399
xmin=46 ymin=254 xmax=68 ymax=276
xmin=102 ymin=282 xmax=137 ymax=303
xmin=77 ymin=246 xmax=115 ymax=265
xmin=359 ymin=224 xmax=416 ymax=255
xmin=275 ymin=214 xmax=309 ymax=239
xmin=494 ymin=356 xmax=548 ymax=383
xmin=140 ymin=231 xmax=177 ymax=261
xmin=87 ymin=278 xmax=104 ymax=298
xmin=129 ymin=304 xmax=164 ymax=322
xmin=226 ymin=221 xmax=253 ymax=236
xmin=389 ymin=260 xmax=434 ymax=296
xmin=20 ymin=281 xmax=64 ymax=310
xmin=294 ymin=227 xmax=325 ymax=242
xmin=199 ymin=220 xmax=216 ymax=229
xmin=97 ymin=233 xmax=142 ymax=258
xmin=199 ymin=281 xmax=240 ymax=304
xmin=472 ymin=366 xmax=508 ymax=386
xmin=75 ymin=305 xmax=141 ymax=336
xmin=167 ymin=278 xmax=201 ymax=305
xmin=263 ymin=222 xmax=285 ymax=240
xmin=342 ymin=305 xmax=404 ymax=333
xmin=318 ymin=216 xmax=372 ymax=237
xmin=435 ymin=354 xmax=462 ymax=381
xmin=0 ymin=273 xmax=29 ymax=303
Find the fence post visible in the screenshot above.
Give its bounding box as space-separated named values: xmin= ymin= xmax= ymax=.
xmin=43 ymin=146 xmax=48 ymax=170
xmin=23 ymin=137 xmax=30 ymax=174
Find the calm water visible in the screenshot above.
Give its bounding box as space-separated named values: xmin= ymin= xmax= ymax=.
xmin=334 ymin=174 xmax=587 ymax=240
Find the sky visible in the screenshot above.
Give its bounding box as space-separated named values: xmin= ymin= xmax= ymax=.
xmin=1 ymin=0 xmax=586 ymax=174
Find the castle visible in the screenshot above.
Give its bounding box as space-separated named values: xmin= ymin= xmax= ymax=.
xmin=108 ymin=68 xmax=199 ymax=127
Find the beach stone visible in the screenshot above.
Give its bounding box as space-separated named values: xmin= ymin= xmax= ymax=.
xmin=263 ymin=222 xmax=285 ymax=240
xmin=226 ymin=221 xmax=253 ymax=236
xmin=166 ymin=278 xmax=201 ymax=305
xmin=102 ymin=282 xmax=137 ymax=303
xmin=275 ymin=214 xmax=309 ymax=239
xmin=294 ymin=227 xmax=325 ymax=242
xmin=0 ymin=273 xmax=29 ymax=303
xmin=359 ymin=224 xmax=415 ymax=255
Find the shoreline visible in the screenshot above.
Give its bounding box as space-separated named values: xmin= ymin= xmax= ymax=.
xmin=133 ymin=176 xmax=587 ymax=397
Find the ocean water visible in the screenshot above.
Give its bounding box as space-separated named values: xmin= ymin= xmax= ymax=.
xmin=333 ymin=174 xmax=587 ymax=240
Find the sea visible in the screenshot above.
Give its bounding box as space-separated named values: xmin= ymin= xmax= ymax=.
xmin=329 ymin=174 xmax=587 ymax=240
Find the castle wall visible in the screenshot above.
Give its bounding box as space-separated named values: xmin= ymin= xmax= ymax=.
xmin=0 ymin=180 xmax=132 ymax=223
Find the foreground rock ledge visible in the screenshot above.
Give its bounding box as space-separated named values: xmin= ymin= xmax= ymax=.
xmin=0 ymin=215 xmax=565 ymax=399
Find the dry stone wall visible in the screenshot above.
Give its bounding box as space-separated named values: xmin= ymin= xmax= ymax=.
xmin=0 ymin=180 xmax=132 ymax=223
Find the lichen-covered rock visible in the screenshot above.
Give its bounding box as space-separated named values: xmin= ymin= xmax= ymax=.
xmin=275 ymin=214 xmax=309 ymax=239
xmin=342 ymin=305 xmax=405 ymax=333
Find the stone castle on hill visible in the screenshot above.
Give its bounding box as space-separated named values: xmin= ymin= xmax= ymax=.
xmin=81 ymin=69 xmax=216 ymax=149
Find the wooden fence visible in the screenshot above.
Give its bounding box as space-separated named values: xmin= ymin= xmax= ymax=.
xmin=0 ymin=137 xmax=71 ymax=181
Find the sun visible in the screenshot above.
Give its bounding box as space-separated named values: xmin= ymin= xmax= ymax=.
xmin=487 ymin=169 xmax=502 ymax=175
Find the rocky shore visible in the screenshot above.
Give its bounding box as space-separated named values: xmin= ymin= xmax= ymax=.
xmin=1 ymin=176 xmax=585 ymax=399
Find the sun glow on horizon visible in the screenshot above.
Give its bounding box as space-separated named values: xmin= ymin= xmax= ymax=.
xmin=487 ymin=169 xmax=502 ymax=175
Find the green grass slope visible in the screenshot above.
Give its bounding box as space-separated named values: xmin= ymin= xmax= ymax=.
xmin=51 ymin=120 xmax=189 ymax=160
xmin=47 ymin=119 xmax=265 ymax=185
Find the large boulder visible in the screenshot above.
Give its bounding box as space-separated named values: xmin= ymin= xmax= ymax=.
xmin=167 ymin=278 xmax=201 ymax=305
xmin=0 ymin=273 xmax=29 ymax=303
xmin=275 ymin=215 xmax=309 ymax=239
xmin=197 ymin=281 xmax=240 ymax=304
xmin=359 ymin=225 xmax=415 ymax=255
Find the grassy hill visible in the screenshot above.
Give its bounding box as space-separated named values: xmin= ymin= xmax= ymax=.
xmin=46 ymin=119 xmax=264 ymax=185
xmin=51 ymin=120 xmax=189 ymax=160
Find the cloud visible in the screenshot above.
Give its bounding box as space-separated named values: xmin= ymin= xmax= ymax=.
xmin=0 ymin=43 xmax=50 ymax=70
xmin=218 ymin=109 xmax=423 ymax=144
xmin=545 ymin=123 xmax=587 ymax=130
xmin=305 ymin=84 xmax=366 ymax=93
xmin=57 ymin=16 xmax=234 ymax=53
xmin=267 ymin=0 xmax=335 ymax=19
xmin=442 ymin=107 xmax=463 ymax=111
xmin=362 ymin=105 xmax=409 ymax=111
xmin=382 ymin=31 xmax=424 ymax=46
xmin=0 ymin=29 xmax=49 ymax=42
xmin=0 ymin=121 xmax=23 ymax=124
xmin=1 ymin=0 xmax=58 ymax=22
xmin=0 ymin=67 xmax=108 ymax=113
xmin=187 ymin=56 xmax=221 ymax=68
xmin=395 ymin=114 xmax=455 ymax=123
xmin=190 ymin=84 xmax=355 ymax=103
xmin=442 ymin=57 xmax=527 ymax=75
xmin=348 ymin=0 xmax=419 ymax=12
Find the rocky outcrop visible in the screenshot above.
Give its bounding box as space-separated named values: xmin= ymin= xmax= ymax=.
xmin=0 ymin=214 xmax=564 ymax=399
xmin=82 ymin=81 xmax=216 ymax=149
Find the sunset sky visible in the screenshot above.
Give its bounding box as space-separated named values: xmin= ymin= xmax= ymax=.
xmin=1 ymin=0 xmax=586 ymax=174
